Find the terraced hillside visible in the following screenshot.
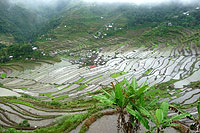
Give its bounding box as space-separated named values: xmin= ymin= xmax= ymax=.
xmin=35 ymin=3 xmax=200 ymax=52
xmin=0 ymin=44 xmax=200 ymax=132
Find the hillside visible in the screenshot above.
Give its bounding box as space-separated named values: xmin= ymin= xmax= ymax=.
xmin=35 ymin=2 xmax=200 ymax=52
xmin=0 ymin=0 xmax=46 ymax=43
xmin=1 ymin=1 xmax=200 ymax=133
xmin=1 ymin=1 xmax=200 ymax=49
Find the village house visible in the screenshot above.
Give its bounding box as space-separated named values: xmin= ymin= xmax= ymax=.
xmin=168 ymin=22 xmax=172 ymax=26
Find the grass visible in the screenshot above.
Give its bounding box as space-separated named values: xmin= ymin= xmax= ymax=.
xmin=7 ymin=99 xmax=34 ymax=108
xmin=34 ymin=113 xmax=89 ymax=133
xmin=0 ymin=57 xmax=60 ymax=73
xmin=143 ymin=69 xmax=153 ymax=75
xmin=74 ymin=78 xmax=85 ymax=84
xmin=1 ymin=76 xmax=198 ymax=132
xmin=77 ymin=84 xmax=87 ymax=91
xmin=185 ymin=81 xmax=200 ymax=88
xmin=155 ymin=79 xmax=178 ymax=90
xmin=52 ymin=95 xmax=69 ymax=101
xmin=21 ymin=88 xmax=28 ymax=90
xmin=1 ymin=73 xmax=6 ymax=79
xmin=79 ymin=112 xmax=103 ymax=133
xmin=86 ymin=75 xmax=103 ymax=84
xmin=39 ymin=92 xmax=54 ymax=97
xmin=111 ymin=72 xmax=126 ymax=78
xmin=0 ymin=101 xmax=55 ymax=119
xmin=39 ymin=84 xmax=73 ymax=97
xmin=56 ymin=84 xmax=64 ymax=87
xmin=2 ymin=96 xmax=91 ymax=113
xmin=40 ymin=75 xmax=103 ymax=99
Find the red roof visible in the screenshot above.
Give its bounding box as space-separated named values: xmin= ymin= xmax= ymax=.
xmin=89 ymin=65 xmax=97 ymax=69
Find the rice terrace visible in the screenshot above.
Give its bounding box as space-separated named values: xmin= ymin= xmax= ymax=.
xmin=0 ymin=0 xmax=200 ymax=133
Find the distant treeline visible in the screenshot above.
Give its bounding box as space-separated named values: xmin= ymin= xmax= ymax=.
xmin=119 ymin=4 xmax=200 ymax=28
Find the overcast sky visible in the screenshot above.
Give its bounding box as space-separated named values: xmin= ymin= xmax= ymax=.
xmin=9 ymin=0 xmax=199 ymax=6
xmin=84 ymin=0 xmax=199 ymax=4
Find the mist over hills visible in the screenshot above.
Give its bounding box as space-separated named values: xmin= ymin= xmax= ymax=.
xmin=0 ymin=0 xmax=200 ymax=48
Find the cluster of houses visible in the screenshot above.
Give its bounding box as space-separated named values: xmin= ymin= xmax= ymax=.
xmin=93 ymin=32 xmax=107 ymax=39
xmin=68 ymin=49 xmax=109 ymax=68
xmin=167 ymin=7 xmax=200 ymax=27
xmin=9 ymin=46 xmax=58 ymax=61
xmin=39 ymin=34 xmax=52 ymax=41
xmin=92 ymin=22 xmax=122 ymax=39
xmin=182 ymin=7 xmax=199 ymax=16
xmin=183 ymin=11 xmax=190 ymax=16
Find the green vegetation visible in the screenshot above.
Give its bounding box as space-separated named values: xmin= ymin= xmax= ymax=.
xmin=94 ymin=78 xmax=192 ymax=132
xmin=0 ymin=44 xmax=42 ymax=63
xmin=35 ymin=2 xmax=200 ymax=50
xmin=1 ymin=1 xmax=200 ymax=132
xmin=143 ymin=68 xmax=153 ymax=75
xmin=40 ymin=75 xmax=104 ymax=99
xmin=1 ymin=128 xmax=23 ymax=133
xmin=147 ymin=101 xmax=189 ymax=132
xmin=86 ymin=75 xmax=103 ymax=83
xmin=0 ymin=72 xmax=6 ymax=79
xmin=155 ymin=79 xmax=178 ymax=90
xmin=185 ymin=81 xmax=200 ymax=88
xmin=22 ymin=113 xmax=88 ymax=133
xmin=0 ymin=0 xmax=70 ymax=43
xmin=0 ymin=0 xmax=44 ymax=43
xmin=40 ymin=83 xmax=73 ymax=97
xmin=52 ymin=95 xmax=69 ymax=101
xmin=74 ymin=78 xmax=85 ymax=84
xmin=79 ymin=112 xmax=105 ymax=133
xmin=111 ymin=72 xmax=126 ymax=78
xmin=21 ymin=88 xmax=28 ymax=90
xmin=7 ymin=99 xmax=34 ymax=108
xmin=56 ymin=84 xmax=64 ymax=87
xmin=0 ymin=1 xmax=200 ymax=51
xmin=94 ymin=78 xmax=159 ymax=132
xmin=0 ymin=77 xmax=199 ymax=132
xmin=18 ymin=120 xmax=30 ymax=127
xmin=77 ymin=84 xmax=87 ymax=91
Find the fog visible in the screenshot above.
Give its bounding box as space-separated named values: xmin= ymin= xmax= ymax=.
xmin=9 ymin=0 xmax=62 ymax=5
xmin=8 ymin=0 xmax=200 ymax=9
xmin=9 ymin=0 xmax=199 ymax=5
xmin=8 ymin=0 xmax=73 ymax=9
xmin=84 ymin=0 xmax=199 ymax=4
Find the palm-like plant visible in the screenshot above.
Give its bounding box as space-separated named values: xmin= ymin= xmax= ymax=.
xmin=94 ymin=78 xmax=191 ymax=133
xmin=188 ymin=97 xmax=200 ymax=132
xmin=147 ymin=101 xmax=190 ymax=133
xmin=94 ymin=78 xmax=159 ymax=132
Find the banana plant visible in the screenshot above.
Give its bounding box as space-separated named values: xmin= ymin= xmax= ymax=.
xmin=94 ymin=79 xmax=130 ymax=132
xmin=188 ymin=97 xmax=200 ymax=132
xmin=196 ymin=97 xmax=200 ymax=132
xmin=93 ymin=77 xmax=160 ymax=132
xmin=148 ymin=101 xmax=190 ymax=133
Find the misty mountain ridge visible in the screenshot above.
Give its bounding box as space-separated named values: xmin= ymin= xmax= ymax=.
xmin=0 ymin=0 xmax=200 ymax=48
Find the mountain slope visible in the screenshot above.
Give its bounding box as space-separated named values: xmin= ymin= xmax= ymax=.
xmin=35 ymin=2 xmax=200 ymax=51
xmin=1 ymin=1 xmax=200 ymax=49
xmin=0 ymin=0 xmax=46 ymax=43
